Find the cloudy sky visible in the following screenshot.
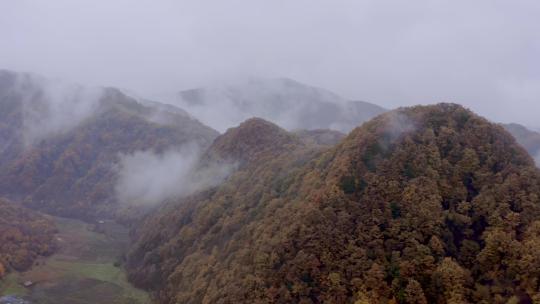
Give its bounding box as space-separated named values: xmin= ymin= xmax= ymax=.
xmin=1 ymin=0 xmax=539 ymax=127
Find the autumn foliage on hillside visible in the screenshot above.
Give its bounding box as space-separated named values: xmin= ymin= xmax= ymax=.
xmin=127 ymin=104 xmax=540 ymax=303
xmin=0 ymin=198 xmax=56 ymax=277
xmin=127 ymin=118 xmax=328 ymax=298
xmin=0 ymin=88 xmax=218 ymax=220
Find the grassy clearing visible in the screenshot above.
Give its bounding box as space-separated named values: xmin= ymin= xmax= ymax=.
xmin=0 ymin=217 xmax=150 ymax=303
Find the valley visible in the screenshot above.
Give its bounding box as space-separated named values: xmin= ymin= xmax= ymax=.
xmin=0 ymin=217 xmax=149 ymax=304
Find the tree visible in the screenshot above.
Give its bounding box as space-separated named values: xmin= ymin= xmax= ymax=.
xmin=433 ymin=258 xmax=470 ymax=303
xmin=404 ymin=279 xmax=427 ymax=304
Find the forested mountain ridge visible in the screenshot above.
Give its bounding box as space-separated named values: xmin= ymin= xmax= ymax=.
xmin=127 ymin=103 xmax=540 ymax=304
xmin=126 ymin=117 xmax=331 ymax=298
xmin=0 ymin=198 xmax=56 ymax=278
xmin=0 ymin=70 xmax=219 ymax=220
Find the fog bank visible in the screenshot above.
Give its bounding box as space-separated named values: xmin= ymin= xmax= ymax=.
xmin=115 ymin=144 xmax=234 ymax=206
xmin=1 ymin=1 xmax=539 ymax=128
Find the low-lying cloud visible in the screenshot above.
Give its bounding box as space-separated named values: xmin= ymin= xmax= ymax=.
xmin=175 ymin=77 xmax=383 ymax=133
xmin=12 ymin=72 xmax=103 ymax=146
xmin=115 ymin=144 xmax=234 ymax=206
xmin=176 ymin=78 xmax=344 ymax=132
xmin=384 ymin=111 xmax=416 ymax=140
xmin=2 ymin=1 xmax=539 ymax=128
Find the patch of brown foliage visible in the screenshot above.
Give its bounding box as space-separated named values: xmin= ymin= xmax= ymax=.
xmin=0 ymin=198 xmax=56 ymax=275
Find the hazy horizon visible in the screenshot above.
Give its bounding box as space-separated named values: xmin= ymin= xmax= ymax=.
xmin=1 ymin=0 xmax=539 ymax=128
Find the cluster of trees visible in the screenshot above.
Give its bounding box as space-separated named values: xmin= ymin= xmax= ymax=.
xmin=0 ymin=198 xmax=56 ymax=277
xmin=127 ymin=104 xmax=540 ymax=303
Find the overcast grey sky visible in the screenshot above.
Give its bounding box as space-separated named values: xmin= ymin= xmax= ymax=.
xmin=1 ymin=0 xmax=539 ymax=127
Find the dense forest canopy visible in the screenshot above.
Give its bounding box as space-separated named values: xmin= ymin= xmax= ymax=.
xmin=127 ymin=104 xmax=540 ymax=304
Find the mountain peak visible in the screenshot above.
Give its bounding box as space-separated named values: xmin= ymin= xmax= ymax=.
xmin=207 ymin=117 xmax=301 ymax=164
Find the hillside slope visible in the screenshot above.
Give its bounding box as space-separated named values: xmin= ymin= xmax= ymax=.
xmin=128 ymin=104 xmax=540 ymax=303
xmin=127 ymin=118 xmax=329 ymax=296
xmin=0 ymin=70 xmax=219 ymax=220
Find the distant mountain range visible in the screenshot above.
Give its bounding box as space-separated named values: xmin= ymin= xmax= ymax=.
xmin=177 ymin=77 xmax=386 ymax=132
xmin=176 ymin=77 xmax=540 ymax=166
xmin=1 ymin=69 xmax=539 ymax=224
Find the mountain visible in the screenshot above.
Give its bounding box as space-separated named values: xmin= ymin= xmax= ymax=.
xmin=0 ymin=70 xmax=219 ymax=220
xmin=0 ymin=198 xmax=56 ymax=276
xmin=204 ymin=117 xmax=304 ymax=164
xmin=126 ymin=117 xmax=330 ymax=295
xmin=127 ymin=104 xmax=540 ymax=303
xmin=177 ymin=77 xmax=387 ymax=133
xmin=503 ymin=123 xmax=540 ymax=164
